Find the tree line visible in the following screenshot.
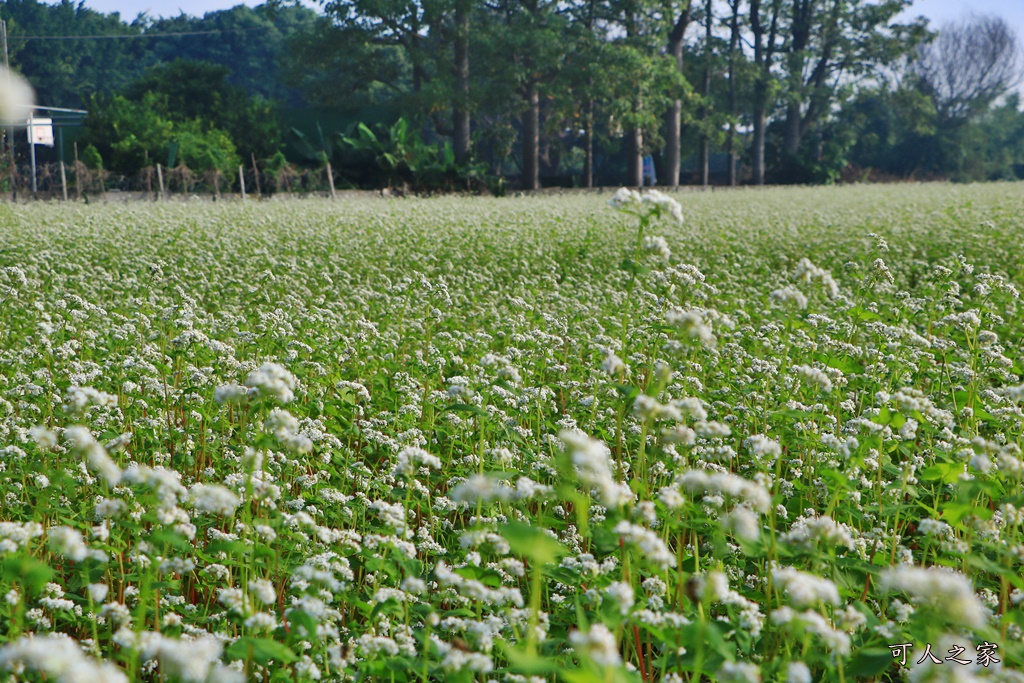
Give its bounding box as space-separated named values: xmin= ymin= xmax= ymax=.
xmin=2 ymin=0 xmax=1022 ymax=191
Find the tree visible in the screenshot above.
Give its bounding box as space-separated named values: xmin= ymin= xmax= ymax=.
xmin=141 ymin=4 xmax=319 ymax=106
xmin=551 ymin=0 xmax=613 ymax=187
xmin=309 ymin=0 xmax=479 ymax=166
xmin=911 ymin=15 xmax=1023 ymax=128
xmin=662 ymin=0 xmax=693 ymax=187
xmin=81 ymin=92 xmax=239 ymax=175
xmin=697 ymin=0 xmax=712 ymax=186
xmin=1 ymin=0 xmax=141 ymax=106
xmin=841 ymin=84 xmax=940 ymax=178
xmin=724 ymin=0 xmax=742 ymax=185
xmin=285 ymin=15 xmax=413 ymax=109
xmin=604 ymin=0 xmax=681 ymax=187
xmin=776 ymin=0 xmax=928 ymax=174
xmin=616 ymin=0 xmax=646 ymax=187
xmin=123 ymin=60 xmax=281 ymax=160
xmin=452 ymin=0 xmax=471 ymax=163
xmin=477 ymin=0 xmax=565 ymax=189
xmin=749 ymin=0 xmax=783 ymax=185
xmin=1 ymin=1 xmax=317 ymax=109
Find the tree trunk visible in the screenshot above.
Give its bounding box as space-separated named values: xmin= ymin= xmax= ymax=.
xmin=698 ymin=0 xmax=712 ymax=187
xmin=750 ymin=0 xmax=781 ymax=185
xmin=665 ymin=99 xmax=682 ymax=187
xmin=624 ymin=6 xmax=643 ymax=188
xmin=522 ymin=81 xmax=540 ymax=190
xmin=452 ymin=0 xmax=471 ymax=165
xmin=752 ymin=105 xmax=766 ymax=185
xmin=663 ymin=3 xmax=691 ymax=188
xmin=626 ymin=125 xmax=643 ymax=187
xmin=783 ymin=101 xmax=802 ymax=155
xmin=726 ymin=136 xmax=737 ymax=186
xmin=698 ymin=134 xmax=709 ymax=187
xmin=782 ymin=0 xmax=812 ymax=157
xmin=584 ymin=100 xmax=594 ymax=188
xmin=727 ymin=0 xmax=740 ymax=186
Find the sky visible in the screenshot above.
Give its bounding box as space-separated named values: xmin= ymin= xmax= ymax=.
xmin=61 ymin=0 xmax=1024 ymax=50
xmin=71 ymin=0 xmax=1024 ymax=31
xmin=80 ymin=0 xmax=314 ymax=19
xmin=897 ymin=0 xmax=1024 ymax=37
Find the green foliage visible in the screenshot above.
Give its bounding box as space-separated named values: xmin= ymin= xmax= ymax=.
xmin=122 ymin=60 xmax=281 ymax=160
xmin=79 ymin=144 xmax=103 ymax=170
xmin=170 ymin=120 xmax=241 ymax=175
xmin=1 ymin=0 xmax=316 ymax=110
xmin=82 ymin=92 xmax=239 ymax=175
xmin=336 ymin=117 xmax=493 ymax=191
xmin=4 ymin=0 xmax=1024 ymax=189
xmin=842 ymin=86 xmax=1024 ymax=182
xmin=1 ymin=0 xmax=141 ymax=106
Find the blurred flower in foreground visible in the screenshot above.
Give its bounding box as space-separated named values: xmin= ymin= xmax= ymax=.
xmin=0 ymin=67 xmax=34 ymax=123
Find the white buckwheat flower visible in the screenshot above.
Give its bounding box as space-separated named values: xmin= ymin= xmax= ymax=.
xmin=48 ymin=526 xmax=88 ymax=562
xmin=559 ymin=430 xmax=628 ymax=507
xmin=770 ymin=565 xmax=841 ymax=608
xmin=66 ymin=426 xmax=121 ymax=486
xmin=718 ymin=661 xmax=762 ymax=683
xmin=569 ymin=624 xmax=621 ymax=667
xmin=0 ymin=634 xmax=127 ymax=683
xmin=613 ymin=521 xmax=676 ymax=569
xmin=188 ymin=483 xmax=241 ymax=517
xmin=245 ymin=363 xmax=296 ymax=403
xmin=879 ymin=567 xmax=986 ymax=629
xmin=393 ymin=446 xmax=442 ymax=478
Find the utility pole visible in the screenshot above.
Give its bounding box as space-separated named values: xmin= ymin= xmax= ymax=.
xmin=28 ymin=114 xmax=36 ymax=194
xmin=2 ymin=20 xmax=16 ymax=200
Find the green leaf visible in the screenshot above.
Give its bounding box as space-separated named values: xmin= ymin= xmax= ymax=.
xmin=612 ymin=384 xmax=640 ymax=401
xmin=149 ymin=529 xmax=193 ymax=552
xmin=680 ymin=620 xmax=732 ymax=660
xmin=560 ymin=670 xmax=594 ymax=683
xmin=499 ymin=522 xmax=567 ymax=566
xmin=502 ymin=644 xmax=560 ymax=675
xmin=940 ymin=501 xmax=975 ymax=525
xmin=447 ymin=403 xmax=487 ymax=417
xmin=813 ymin=352 xmax=864 ymax=374
xmin=2 ymin=556 xmax=54 ymax=594
xmin=285 ymin=609 xmax=318 ymax=638
xmin=227 ymin=637 xmax=298 ymax=665
xmin=851 ymin=307 xmax=882 ymax=321
xmin=848 ymin=647 xmax=897 ymax=677
xmin=203 ymin=540 xmax=250 ymax=559
xmin=771 ymin=409 xmax=820 ymax=421
xmin=920 ymin=462 xmax=962 ymax=485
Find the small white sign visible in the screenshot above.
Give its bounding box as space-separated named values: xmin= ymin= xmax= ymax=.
xmin=28 ymin=117 xmax=54 ymax=147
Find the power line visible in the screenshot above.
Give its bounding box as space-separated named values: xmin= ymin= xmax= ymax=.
xmin=12 ymin=26 xmax=271 ymax=41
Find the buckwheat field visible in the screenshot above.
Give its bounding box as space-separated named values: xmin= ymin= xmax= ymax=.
xmin=1 ymin=184 xmax=1023 ymax=683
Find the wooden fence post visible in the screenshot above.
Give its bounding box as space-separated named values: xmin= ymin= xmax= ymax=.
xmin=73 ymin=142 xmax=81 ymax=201
xmin=251 ymin=153 xmax=262 ymax=196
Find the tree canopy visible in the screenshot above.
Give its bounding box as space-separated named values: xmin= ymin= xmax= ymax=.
xmin=2 ymin=0 xmax=1024 ymax=189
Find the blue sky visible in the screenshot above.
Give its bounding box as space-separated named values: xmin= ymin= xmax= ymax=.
xmin=74 ymin=0 xmax=1024 ymax=31
xmin=81 ymin=0 xmax=312 ymax=19
xmin=898 ymin=0 xmax=1024 ymax=36
xmin=53 ymin=0 xmax=1024 ymax=53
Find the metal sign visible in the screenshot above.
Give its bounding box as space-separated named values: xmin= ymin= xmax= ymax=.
xmin=28 ymin=116 xmax=53 ymax=146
